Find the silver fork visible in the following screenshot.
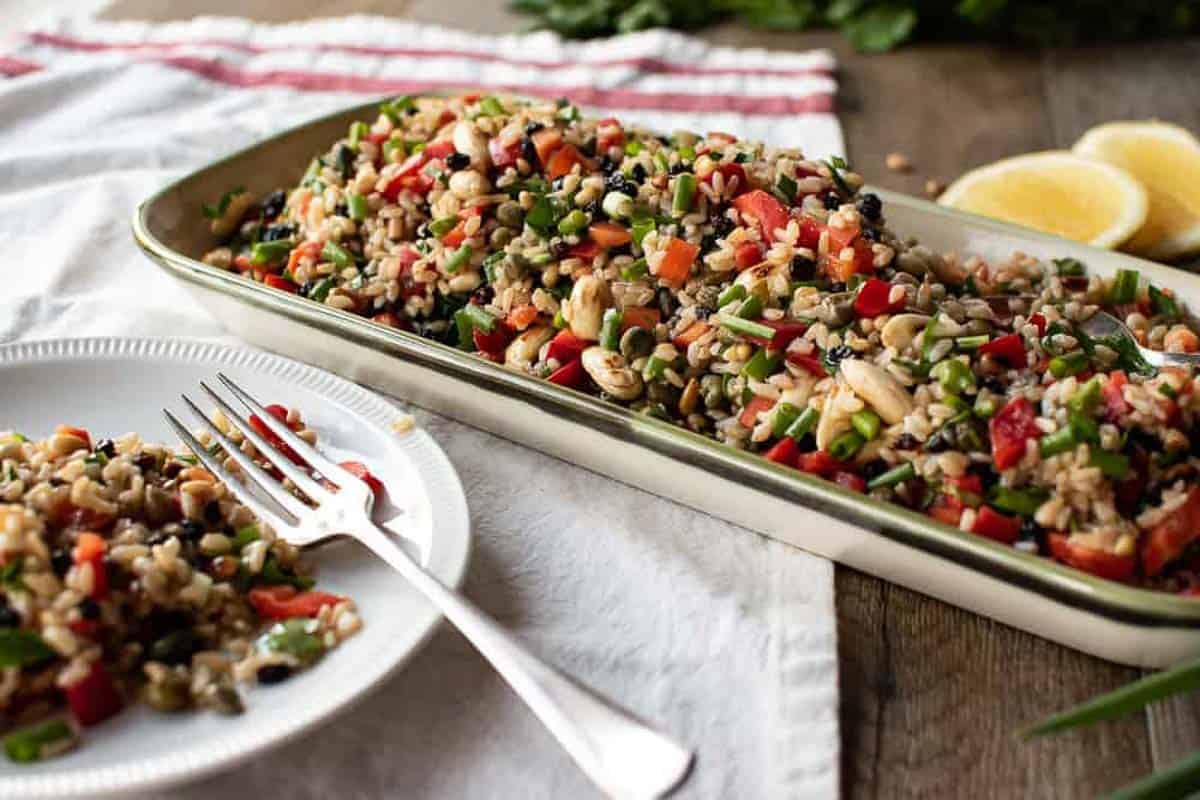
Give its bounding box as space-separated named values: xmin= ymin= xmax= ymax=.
xmin=163 ymin=373 xmax=694 ymax=799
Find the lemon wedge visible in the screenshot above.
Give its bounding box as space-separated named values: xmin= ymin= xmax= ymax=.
xmin=938 ymin=151 xmax=1148 ymax=250
xmin=1073 ymin=121 xmax=1200 ymax=261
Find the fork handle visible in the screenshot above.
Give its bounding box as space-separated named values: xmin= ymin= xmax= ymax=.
xmin=355 ymin=525 xmax=694 ymax=799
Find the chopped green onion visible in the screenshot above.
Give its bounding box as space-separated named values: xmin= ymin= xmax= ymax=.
xmin=973 ymin=394 xmax=998 ymax=419
xmin=260 ymin=619 xmax=325 ymax=666
xmin=989 ymin=486 xmax=1049 ymax=517
xmin=553 ymin=310 xmax=568 ymax=329
xmin=602 ymin=192 xmax=634 ymax=220
xmin=429 ymin=216 xmax=458 ymax=238
xmin=462 ymin=303 xmax=496 ymax=333
xmin=785 ymin=407 xmax=820 ymax=440
xmin=677 ymin=145 xmax=695 ymax=162
xmin=4 ymin=719 xmax=74 ymax=764
xmin=1108 ymin=268 xmax=1140 ymax=304
xmin=1106 ymin=751 xmax=1200 ymax=800
xmin=775 ymin=174 xmax=798 ymax=203
xmin=557 ymin=209 xmax=588 ymax=236
xmin=930 ymin=359 xmax=976 ymax=395
xmin=1149 ymin=284 xmax=1180 ymax=320
xmin=955 ymin=335 xmax=989 ymax=351
xmin=478 ymin=96 xmax=505 ymax=117
xmin=643 ymin=355 xmax=670 ymax=381
xmin=1069 ymin=376 xmax=1103 ymax=414
xmin=620 ymin=259 xmax=649 ymax=280
xmin=630 ymin=215 xmax=656 ymax=246
xmin=321 ymin=240 xmax=354 ymax=270
xmin=444 ymin=245 xmax=472 ymax=274
xmin=1053 ymin=257 xmax=1086 ymax=277
xmin=1048 ymin=351 xmax=1089 ymax=378
xmin=624 ymin=140 xmax=643 ymax=156
xmin=671 ymin=173 xmax=697 ymax=216
xmin=1090 ymin=450 xmax=1130 ymax=479
xmin=735 ymin=294 xmax=764 ymax=320
xmin=653 ymin=152 xmax=670 ymax=173
xmin=250 ymin=239 xmax=296 ymax=266
xmin=851 ymin=409 xmax=882 ymax=441
xmin=1039 ymin=426 xmax=1078 ymax=458
xmin=1068 ymin=410 xmax=1099 ymax=444
xmin=380 ymin=96 xmax=415 ymax=123
xmin=307 ymin=277 xmax=334 ymax=303
xmin=717 ymin=284 xmax=747 ymax=308
xmin=867 ymin=462 xmax=916 ymax=490
xmin=346 ymin=193 xmax=368 ymax=222
xmin=771 ymin=403 xmax=801 ymax=438
xmin=381 ymin=137 xmax=406 ymax=162
xmin=742 ymin=349 xmax=781 ymax=380
xmin=829 ymin=431 xmax=865 ymax=462
xmin=715 ymin=313 xmax=775 ymax=341
xmin=599 ymin=309 xmax=622 ymax=351
xmin=233 ymin=525 xmax=260 ymax=551
xmin=348 ymin=120 xmax=368 ymax=149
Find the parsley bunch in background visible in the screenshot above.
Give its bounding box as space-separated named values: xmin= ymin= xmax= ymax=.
xmin=509 ymin=0 xmax=1199 ymax=52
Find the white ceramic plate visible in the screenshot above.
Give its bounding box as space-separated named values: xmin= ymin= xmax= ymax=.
xmin=0 ymin=338 xmax=471 ymax=799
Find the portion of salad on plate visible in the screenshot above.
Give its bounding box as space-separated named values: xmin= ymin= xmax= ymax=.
xmin=0 ymin=407 xmax=368 ymax=763
xmin=200 ymin=93 xmax=1200 ymax=593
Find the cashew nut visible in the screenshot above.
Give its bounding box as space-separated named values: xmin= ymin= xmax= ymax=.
xmin=840 ymin=358 xmax=915 ymax=424
xmin=564 ymin=274 xmax=611 ymax=341
xmin=581 ymin=347 xmax=643 ymax=400
xmin=815 ymin=386 xmax=861 ymax=451
xmin=453 ymin=120 xmax=490 ymax=168
xmin=880 ymin=314 xmax=931 ymax=351
xmin=505 ymin=325 xmax=554 ymax=367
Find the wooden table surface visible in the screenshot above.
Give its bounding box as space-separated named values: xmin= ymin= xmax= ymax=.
xmin=102 ymin=1 xmax=1200 ymax=795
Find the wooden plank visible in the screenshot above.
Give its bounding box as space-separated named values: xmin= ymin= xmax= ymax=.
xmin=835 ymin=567 xmax=888 ymax=797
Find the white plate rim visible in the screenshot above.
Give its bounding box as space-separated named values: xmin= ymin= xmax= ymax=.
xmin=0 ymin=337 xmax=472 ymax=799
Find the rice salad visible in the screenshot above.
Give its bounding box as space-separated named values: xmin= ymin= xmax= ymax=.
xmin=0 ymin=410 xmax=365 ymax=762
xmin=202 ymin=93 xmax=1200 ymax=593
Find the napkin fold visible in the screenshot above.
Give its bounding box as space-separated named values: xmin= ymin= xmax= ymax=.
xmin=1 ymin=16 xmax=841 ymax=798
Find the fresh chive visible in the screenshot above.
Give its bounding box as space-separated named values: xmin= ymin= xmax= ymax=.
xmin=250 ymin=239 xmax=296 ymax=266
xmin=382 ymin=137 xmax=406 ymax=162
xmin=599 ymin=309 xmax=622 ymax=351
xmin=1069 ymin=376 xmax=1104 ymax=414
xmin=429 ymin=216 xmax=458 ymax=238
xmin=851 ymin=409 xmax=882 ymax=441
xmin=990 ymin=486 xmax=1049 ymax=517
xmin=1048 ymin=351 xmax=1089 ymax=379
xmin=444 ymin=245 xmax=472 ymax=274
xmin=643 ymin=355 xmax=670 ymax=381
xmin=973 ymin=394 xmax=997 ymax=419
xmin=624 ymin=140 xmax=643 ymax=156
xmin=346 ymin=193 xmax=368 ymax=222
xmin=1068 ymin=410 xmax=1099 ymax=444
xmin=742 ymin=349 xmax=781 ymax=380
xmin=775 ymin=173 xmax=798 ymax=203
xmin=867 ymin=462 xmax=916 ymax=490
xmin=1149 ymin=285 xmax=1180 ymax=321
xmin=630 ymin=215 xmax=656 ymax=246
xmin=771 ymin=403 xmax=801 ymax=438
xmin=462 ymin=303 xmax=496 ymax=333
xmin=1108 ymin=750 xmax=1200 ymax=800
xmin=1108 ymin=268 xmax=1140 ymax=304
xmin=1023 ymin=657 xmax=1200 ymax=739
xmin=931 ymin=359 xmax=976 ymax=395
xmin=1090 ymin=450 xmax=1130 ymax=479
xmin=785 ymin=407 xmax=820 ymax=440
xmin=955 ymin=334 xmax=989 ymax=351
xmin=653 ymin=152 xmax=670 ymax=173
xmin=735 ymin=294 xmax=764 ymax=320
xmin=308 ymin=277 xmax=334 ymax=303
xmin=715 ymin=313 xmax=774 ymax=341
xmin=380 ymin=95 xmax=415 ymax=122
xmin=677 ymin=144 xmax=695 ymax=162
xmin=348 ymin=120 xmax=368 ymax=149
xmin=321 ymin=240 xmax=354 ymax=270
xmin=671 ymin=173 xmax=697 ymax=216
xmin=557 ymin=209 xmax=589 ymax=236
xmin=478 ymin=96 xmax=505 ymax=117
xmin=829 ymin=431 xmax=865 ymax=462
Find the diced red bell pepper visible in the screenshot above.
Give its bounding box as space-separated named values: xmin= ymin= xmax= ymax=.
xmin=797 ymin=215 xmax=823 ymax=250
xmin=507 ymin=304 xmax=540 ymax=331
xmin=657 ymin=238 xmax=699 ymax=287
xmin=372 ymin=311 xmax=408 ymax=329
xmin=620 ymin=306 xmax=661 ymax=333
xmin=68 ymin=619 xmax=101 ymax=639
xmin=264 ymin=273 xmax=299 ymax=293
xmin=1029 ymin=313 xmax=1048 ymax=336
xmin=825 ymin=220 xmax=860 ymax=253
xmin=833 ymin=471 xmax=867 ymax=493
xmin=946 ymin=473 xmax=984 ymax=497
xmin=531 ymin=128 xmax=563 ymax=165
xmin=733 ymin=190 xmax=790 ymax=244
xmin=596 ymin=117 xmax=624 ymax=153
xmin=673 ymin=321 xmax=711 ymax=348
xmin=746 ymin=320 xmax=809 ymax=351
xmin=73 ymin=532 xmax=108 ymax=600
xmin=545 ymin=143 xmax=589 ymax=181
xmin=734 ymin=242 xmax=763 ymax=271
xmin=488 ymin=136 xmax=522 ymax=168
xmin=381 ymin=140 xmax=456 ymax=200
xmin=701 ymin=162 xmax=748 ymax=196
xmin=798 ymin=450 xmax=841 ymax=478
xmin=472 ymin=322 xmax=512 ymax=357
xmin=764 ymin=437 xmax=799 ymax=467
xmin=441 ymin=207 xmax=483 ymax=249
xmin=971 ymin=505 xmax=1021 ymax=544
xmin=65 ymin=663 xmax=123 ymax=727
xmin=56 ymin=425 xmax=92 ymax=451
xmin=1102 ymin=371 xmax=1131 ymax=423
xmin=249 ymin=585 xmax=345 ymax=620
xmin=988 ymin=396 xmax=1040 ymax=471
xmin=1142 ymin=487 xmax=1200 ymax=576
xmin=852 ymin=278 xmax=904 ymax=318
xmin=739 ymin=396 xmax=776 ymax=429
xmin=338 ymin=460 xmax=384 ymax=499
xmin=928 ymin=493 xmax=966 ymax=526
xmin=249 ymin=404 xmax=306 ymax=466
xmin=1048 ymin=533 xmax=1137 ymax=582
xmin=979 ymin=334 xmax=1026 ymax=367
xmin=547 ymin=358 xmax=586 ymax=389
xmin=566 ymin=240 xmax=601 ymax=262
xmin=588 ymin=221 xmax=632 ymax=249
xmin=786 ymin=353 xmax=827 ymax=377
xmin=547 ymin=330 xmax=589 ymax=362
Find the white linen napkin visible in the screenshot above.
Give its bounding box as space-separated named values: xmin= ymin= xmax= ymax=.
xmin=0 ymin=17 xmax=841 ymax=798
